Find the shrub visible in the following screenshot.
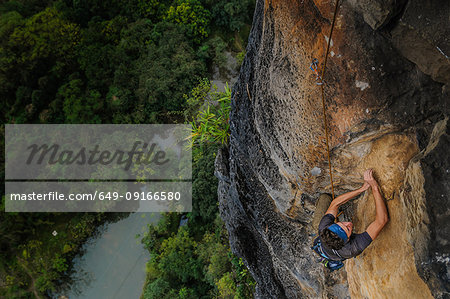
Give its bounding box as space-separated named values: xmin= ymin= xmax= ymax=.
xmin=165 ymin=0 xmax=210 ymax=43
xmin=185 ymin=79 xmax=231 ymax=147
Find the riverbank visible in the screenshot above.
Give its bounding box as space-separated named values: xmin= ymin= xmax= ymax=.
xmin=0 ymin=212 xmax=118 ymax=298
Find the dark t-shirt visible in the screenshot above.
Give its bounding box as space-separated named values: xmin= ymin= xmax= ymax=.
xmin=318 ymin=214 xmax=372 ymax=261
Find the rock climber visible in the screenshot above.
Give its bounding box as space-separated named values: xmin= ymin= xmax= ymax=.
xmin=312 ymin=169 xmax=389 ymax=267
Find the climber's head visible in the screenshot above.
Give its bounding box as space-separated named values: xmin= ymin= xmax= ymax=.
xmin=320 ymin=222 xmax=352 ymax=250
xmin=337 ymin=221 xmax=353 ymax=237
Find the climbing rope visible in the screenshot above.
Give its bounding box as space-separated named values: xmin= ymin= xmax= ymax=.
xmin=314 ymin=0 xmax=341 ymax=201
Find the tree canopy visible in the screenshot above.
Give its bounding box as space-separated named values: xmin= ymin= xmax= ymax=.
xmin=0 ymin=0 xmax=255 ymax=297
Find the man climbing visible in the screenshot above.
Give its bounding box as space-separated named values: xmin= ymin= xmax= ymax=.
xmin=312 ymin=169 xmax=389 ymax=269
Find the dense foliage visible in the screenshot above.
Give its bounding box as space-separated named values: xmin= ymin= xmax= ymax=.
xmin=0 ymin=0 xmax=255 ymax=297
xmin=0 ymin=0 xmax=253 ymax=125
xmin=142 ymin=145 xmax=255 ymax=299
xmin=185 ymin=79 xmax=232 ymax=147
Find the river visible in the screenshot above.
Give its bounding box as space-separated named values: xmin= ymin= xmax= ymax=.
xmin=54 ymin=212 xmax=160 ymax=299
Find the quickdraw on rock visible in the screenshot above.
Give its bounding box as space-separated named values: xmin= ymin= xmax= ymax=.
xmin=309 ymin=58 xmax=323 ymax=85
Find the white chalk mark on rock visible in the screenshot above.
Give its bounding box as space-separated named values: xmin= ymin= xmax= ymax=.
xmin=311 ymin=167 xmax=321 ymax=176
xmin=356 ymin=80 xmax=370 ymax=91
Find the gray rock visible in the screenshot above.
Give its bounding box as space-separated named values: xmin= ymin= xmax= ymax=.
xmin=390 ymin=0 xmax=450 ymax=84
xmin=347 ymin=0 xmax=407 ymax=30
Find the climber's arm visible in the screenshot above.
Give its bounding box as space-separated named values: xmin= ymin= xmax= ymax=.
xmin=325 ymin=182 xmax=370 ymax=217
xmin=364 ymin=170 xmax=389 ymax=240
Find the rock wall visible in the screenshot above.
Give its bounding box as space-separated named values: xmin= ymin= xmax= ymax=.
xmin=216 ymin=0 xmax=449 ymax=298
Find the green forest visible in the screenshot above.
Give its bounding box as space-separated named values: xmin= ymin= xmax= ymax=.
xmin=0 ymin=0 xmax=255 ymax=297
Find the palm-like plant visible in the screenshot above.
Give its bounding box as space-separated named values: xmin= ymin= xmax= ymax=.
xmin=186 ymin=81 xmax=231 ymax=147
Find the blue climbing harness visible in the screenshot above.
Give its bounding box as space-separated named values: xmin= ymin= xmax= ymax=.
xmin=311 ymin=237 xmax=344 ymax=271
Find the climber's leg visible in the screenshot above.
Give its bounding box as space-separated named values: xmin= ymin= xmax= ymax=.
xmin=311 ymin=194 xmax=332 ymax=231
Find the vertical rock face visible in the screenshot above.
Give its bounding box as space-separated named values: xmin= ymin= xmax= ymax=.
xmin=216 ymin=0 xmax=449 ymax=298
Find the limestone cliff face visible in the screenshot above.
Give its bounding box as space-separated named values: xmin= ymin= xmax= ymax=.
xmin=215 ymin=0 xmax=449 ymax=298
